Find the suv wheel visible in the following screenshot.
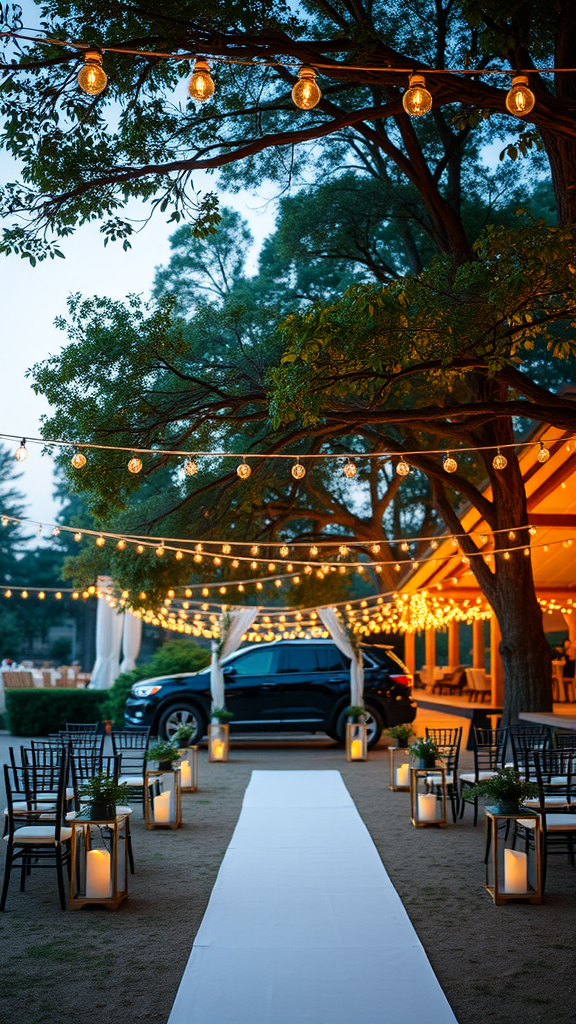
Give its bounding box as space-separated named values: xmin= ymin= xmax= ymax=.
xmin=335 ymin=705 xmax=384 ymax=750
xmin=158 ymin=704 xmax=205 ymax=743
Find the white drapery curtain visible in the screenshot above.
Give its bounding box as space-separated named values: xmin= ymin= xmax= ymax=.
xmin=318 ymin=606 xmax=364 ymax=706
xmin=120 ymin=611 xmax=142 ymax=674
xmin=90 ymin=577 xmax=124 ymax=690
xmin=210 ymin=607 xmax=259 ymax=709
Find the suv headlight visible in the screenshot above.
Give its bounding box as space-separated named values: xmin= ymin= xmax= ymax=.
xmin=131 ymin=683 xmax=163 ymax=698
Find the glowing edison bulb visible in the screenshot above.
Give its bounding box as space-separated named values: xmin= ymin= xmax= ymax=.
xmin=72 ymin=451 xmax=87 ymax=469
xmin=250 ymin=545 xmax=260 ymax=556
xmin=74 ymin=531 xmax=82 ymax=542
xmin=14 ymin=439 xmax=27 ymax=462
xmin=279 ymin=545 xmax=290 ymax=558
xmin=188 ymin=59 xmax=215 ymax=102
xmin=185 ymin=459 xmax=198 ymax=476
xmin=339 ymin=544 xmax=349 ymax=556
xmin=77 ymin=50 xmax=108 ymax=96
xmin=155 ymin=545 xmax=165 ymax=557
xmin=343 ymin=459 xmax=357 ymax=479
xmin=309 ymin=546 xmax=319 ymax=557
xmin=95 ymin=535 xmax=106 ymax=547
xmin=136 ymin=544 xmax=145 ymax=554
xmin=492 ymin=448 xmax=508 ymax=470
xmin=128 ymin=456 xmax=142 ymax=474
xmin=537 ymin=442 xmax=550 ymax=463
xmin=402 ymin=73 xmax=432 ymax=117
xmin=291 ymin=66 xmax=321 ymax=110
xmin=396 ymin=458 xmax=410 ymax=477
xmin=291 ymin=461 xmax=306 ymax=479
xmin=116 ymin=539 xmax=126 ymax=551
xmin=505 ymin=75 xmax=535 ymax=117
xmin=443 ymin=453 xmax=458 ymax=474
xmin=175 ymin=549 xmax=183 ymax=560
xmin=237 ymin=459 xmax=251 ymax=480
xmin=222 ymin=543 xmax=231 ymax=554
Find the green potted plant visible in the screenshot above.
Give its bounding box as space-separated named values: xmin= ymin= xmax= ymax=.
xmin=211 ymin=706 xmax=234 ymax=724
xmin=410 ymin=737 xmax=442 ymax=769
xmin=173 ymin=723 xmax=195 ymax=747
xmin=80 ymin=773 xmax=128 ymax=821
xmin=388 ymin=724 xmax=415 ymax=748
xmin=472 ymin=767 xmax=539 ymax=814
xmin=146 ymin=739 xmax=181 ymax=771
xmin=345 ymin=705 xmax=366 ymax=724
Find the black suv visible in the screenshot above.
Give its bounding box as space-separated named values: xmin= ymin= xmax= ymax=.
xmin=124 ymin=640 xmax=416 ymax=748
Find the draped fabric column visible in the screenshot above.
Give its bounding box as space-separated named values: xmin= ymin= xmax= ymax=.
xmin=120 ymin=610 xmax=142 ymax=674
xmin=90 ymin=578 xmax=124 ymax=690
xmin=318 ymin=606 xmax=364 ymax=706
xmin=210 ymin=607 xmax=259 ymax=709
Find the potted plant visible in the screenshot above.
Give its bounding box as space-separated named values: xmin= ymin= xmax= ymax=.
xmin=345 ymin=705 xmax=366 ymax=724
xmin=173 ymin=724 xmax=195 ymax=747
xmin=80 ymin=773 xmax=128 ymax=821
xmin=472 ymin=767 xmax=539 ymax=814
xmin=211 ymin=706 xmax=234 ymax=724
xmin=410 ymin=737 xmax=442 ymax=769
xmin=146 ymin=740 xmax=181 ymax=771
xmin=388 ymin=724 xmax=415 ymax=748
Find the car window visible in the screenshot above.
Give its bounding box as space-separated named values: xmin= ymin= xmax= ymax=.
xmin=316 ymin=646 xmax=347 ymax=671
xmin=230 ymin=648 xmax=278 ymax=675
xmin=279 ymin=647 xmax=321 ymax=673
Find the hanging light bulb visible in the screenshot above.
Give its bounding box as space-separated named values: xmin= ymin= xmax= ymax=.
xmin=396 ymin=458 xmax=410 ymax=477
xmin=188 ymin=58 xmax=215 ymax=102
xmin=443 ymin=453 xmax=458 ymax=474
xmin=52 ymin=526 xmax=60 ymax=537
xmin=185 ymin=458 xmax=198 ymax=476
xmin=279 ymin=545 xmax=290 ymax=558
xmin=127 ymin=456 xmax=142 ymax=474
xmin=175 ymin=549 xmax=183 ymax=560
xmin=136 ymin=544 xmax=145 ymax=554
xmin=537 ymin=441 xmax=550 ymax=463
xmin=115 ymin=539 xmax=126 ymax=551
xmin=291 ymin=65 xmax=321 ymax=110
xmin=339 ymin=544 xmax=349 ymax=556
xmin=343 ymin=459 xmax=357 ymax=479
xmin=430 ymin=540 xmax=438 ymax=550
xmin=95 ymin=535 xmax=106 ymax=547
xmin=74 ymin=531 xmax=82 ymax=542
xmin=291 ymin=461 xmax=306 ymax=480
xmin=492 ymin=448 xmax=508 ymax=470
xmin=77 ymin=49 xmax=108 ymax=96
xmin=71 ymin=450 xmax=87 ymax=469
xmin=237 ymin=458 xmax=251 ymax=480
xmin=155 ymin=545 xmax=165 ymax=557
xmin=14 ymin=439 xmax=27 ymax=462
xmin=529 ymin=526 xmax=537 ymax=536
xmin=505 ymin=75 xmax=535 ymax=117
xmin=309 ymin=546 xmax=319 ymax=557
xmin=402 ymin=73 xmax=433 ymax=117
xmin=400 ymin=541 xmax=410 ymax=553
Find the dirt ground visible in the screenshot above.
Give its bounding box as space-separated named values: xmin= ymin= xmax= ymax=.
xmin=1 ymin=708 xmax=575 ymax=1024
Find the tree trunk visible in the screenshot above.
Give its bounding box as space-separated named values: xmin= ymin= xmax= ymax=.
xmin=540 ymin=129 xmax=576 ymax=226
xmin=490 ymin=570 xmax=552 ymax=725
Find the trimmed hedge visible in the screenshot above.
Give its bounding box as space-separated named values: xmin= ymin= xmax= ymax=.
xmin=5 ymin=689 xmax=110 ymax=736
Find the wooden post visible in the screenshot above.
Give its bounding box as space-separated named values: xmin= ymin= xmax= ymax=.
xmin=404 ymin=632 xmax=416 ymax=677
xmin=490 ymin=615 xmax=504 ymax=707
xmin=448 ymin=621 xmax=459 ymax=667
xmin=563 ymin=611 xmax=576 ymax=643
xmin=473 ymin=618 xmax=485 ymax=669
xmin=425 ymin=628 xmax=436 ymax=677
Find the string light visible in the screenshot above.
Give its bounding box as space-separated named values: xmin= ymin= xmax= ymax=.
xmin=280 ymin=545 xmax=290 ymax=557
xmin=188 ymin=59 xmax=215 ymax=102
xmin=95 ymin=535 xmax=105 ymax=547
xmin=14 ymin=439 xmax=27 ymax=462
xmin=443 ymin=453 xmax=458 ymax=474
xmin=537 ymin=442 xmax=550 ymax=463
xmin=127 ymin=456 xmax=142 ymax=474
xmin=71 ymin=451 xmax=87 ymax=469
xmin=402 ymin=73 xmax=432 ymax=116
xmin=136 ymin=544 xmax=145 ymax=554
xmin=155 ymin=544 xmax=165 ymax=557
xmin=492 ymin=448 xmax=508 ymax=470
xmin=117 ymin=539 xmax=126 ymax=550
xmin=237 ymin=458 xmax=251 ymax=480
xmin=343 ymin=459 xmax=357 ymax=479
xmin=77 ymin=49 xmax=107 ymax=95
xmin=74 ymin=531 xmax=82 ymax=542
xmin=505 ymin=75 xmax=535 ymax=116
xmin=52 ymin=526 xmax=60 ymax=536
xmin=185 ymin=459 xmax=198 ymax=476
xmin=291 ymin=461 xmax=306 ymax=480
xmin=396 ymin=458 xmax=410 ymax=477
xmin=175 ymin=549 xmax=183 ymax=560
xmin=291 ymin=65 xmax=321 ymax=109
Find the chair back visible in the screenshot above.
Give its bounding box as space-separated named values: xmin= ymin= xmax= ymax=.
xmin=473 ymin=727 xmax=508 ymax=774
xmin=426 ymin=726 xmax=462 ymax=781
xmin=4 ymin=759 xmax=68 ymax=839
xmin=64 ymin=722 xmax=99 ymax=734
xmin=3 ymin=671 xmax=35 ymax=689
xmin=554 ymin=733 xmax=576 ymax=751
xmin=111 ymin=728 xmax=150 ymax=776
xmin=70 ymin=752 xmax=121 ymax=810
xmin=510 ymin=725 xmax=549 ymax=778
xmin=533 ymin=749 xmax=576 ymax=816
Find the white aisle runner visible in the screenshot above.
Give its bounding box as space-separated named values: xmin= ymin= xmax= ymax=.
xmin=168 ymin=770 xmax=458 ymax=1024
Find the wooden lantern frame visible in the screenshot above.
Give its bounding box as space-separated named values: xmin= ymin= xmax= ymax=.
xmin=346 ymin=721 xmax=368 ymax=761
xmin=144 ymin=769 xmax=182 ymax=829
xmin=410 ymin=766 xmax=447 ymax=827
xmin=208 ymin=723 xmax=230 ymax=762
xmin=177 ymin=745 xmax=199 ymax=792
xmin=389 ymin=746 xmax=411 ymax=791
xmin=69 ymin=811 xmax=129 ymax=910
xmin=484 ymin=807 xmax=542 ymax=905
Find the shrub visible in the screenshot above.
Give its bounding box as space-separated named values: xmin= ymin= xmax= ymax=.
xmin=5 ymin=688 xmax=110 ymax=736
xmin=107 ymin=639 xmax=210 ymax=725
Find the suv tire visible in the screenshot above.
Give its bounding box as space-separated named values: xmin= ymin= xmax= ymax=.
xmin=335 ymin=704 xmax=384 ymax=750
xmin=158 ymin=703 xmax=206 ymax=743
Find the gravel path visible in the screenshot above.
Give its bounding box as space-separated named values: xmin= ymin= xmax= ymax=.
xmin=1 ymin=708 xmax=575 ymax=1024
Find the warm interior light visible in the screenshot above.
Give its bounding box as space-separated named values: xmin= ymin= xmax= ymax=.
xmin=78 ymin=50 xmax=108 ymax=96
xmin=292 ymin=66 xmax=322 ymax=110
xmin=505 ymin=75 xmax=535 ymax=117
xmin=188 ymin=59 xmax=215 ymax=102
xmin=402 ymin=73 xmax=432 ymax=117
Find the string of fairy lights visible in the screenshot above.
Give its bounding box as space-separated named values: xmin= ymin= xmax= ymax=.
xmin=3 ymin=431 xmax=572 ymax=484
xmin=1 ymin=26 xmax=568 ymax=118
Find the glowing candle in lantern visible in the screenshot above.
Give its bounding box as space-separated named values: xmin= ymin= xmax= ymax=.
xmin=350 ymin=738 xmax=364 ymax=760
xmin=504 ymin=849 xmax=528 ymax=893
xmin=153 ymin=790 xmax=172 ymax=823
xmin=212 ymin=739 xmax=225 ymax=760
xmin=395 ymin=763 xmax=410 ymax=787
xmin=180 ymin=760 xmax=192 ymax=789
xmin=86 ymin=849 xmax=111 ymax=898
xmin=418 ymin=793 xmax=437 ymax=821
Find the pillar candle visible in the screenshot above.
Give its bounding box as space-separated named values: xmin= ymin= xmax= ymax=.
xmin=504 ymin=848 xmax=528 ymax=893
xmin=180 ymin=760 xmax=192 ymax=789
xmin=418 ymin=793 xmax=437 ymax=821
xmin=350 ymin=738 xmax=364 ymax=760
xmin=153 ymin=790 xmax=172 ymax=823
xmin=395 ymin=763 xmax=410 ymax=787
xmin=212 ymin=739 xmax=225 ymax=760
xmin=86 ymin=849 xmax=111 ymax=899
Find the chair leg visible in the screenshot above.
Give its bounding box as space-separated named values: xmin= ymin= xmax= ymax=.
xmin=55 ymin=847 xmax=67 ymax=911
xmin=473 ymin=796 xmax=479 ymax=827
xmin=127 ymin=829 xmax=135 ymax=875
xmin=20 ymin=856 xmax=27 ymax=892
xmin=1 ymin=844 xmax=14 ymax=911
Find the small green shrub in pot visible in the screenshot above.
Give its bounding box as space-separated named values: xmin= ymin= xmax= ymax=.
xmin=345 ymin=705 xmax=366 ymax=723
xmin=388 ymin=723 xmax=415 ymax=747
xmin=409 ymin=737 xmax=442 ymax=768
xmin=211 ymin=707 xmax=234 ymax=724
xmin=80 ymin=774 xmax=128 ymax=820
xmin=146 ymin=740 xmax=181 ymax=770
xmin=472 ymin=768 xmax=539 ymax=813
xmin=173 ymin=724 xmax=195 ymax=747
